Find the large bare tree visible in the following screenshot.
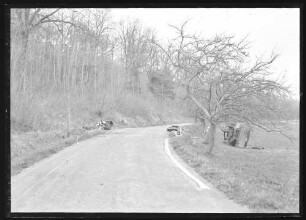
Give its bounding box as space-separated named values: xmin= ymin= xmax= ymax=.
xmin=155 ymin=22 xmax=292 ymax=154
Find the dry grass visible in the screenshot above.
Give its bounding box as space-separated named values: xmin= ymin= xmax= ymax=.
xmin=11 ymin=128 xmax=107 ymax=176
xmin=170 ymin=122 xmax=299 ymax=213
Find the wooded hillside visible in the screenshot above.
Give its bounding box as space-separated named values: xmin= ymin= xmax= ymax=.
xmin=10 ymin=9 xmax=192 ymax=135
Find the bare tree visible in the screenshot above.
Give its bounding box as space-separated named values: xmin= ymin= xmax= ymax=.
xmin=12 ymin=8 xmax=61 ymax=92
xmin=117 ymin=19 xmax=154 ymax=94
xmin=155 ymin=21 xmax=292 ymax=154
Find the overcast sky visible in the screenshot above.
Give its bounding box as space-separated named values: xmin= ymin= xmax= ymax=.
xmin=111 ymin=8 xmax=300 ymax=99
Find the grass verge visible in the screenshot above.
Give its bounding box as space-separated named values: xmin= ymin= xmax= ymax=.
xmin=11 ymin=128 xmax=107 ymax=176
xmin=169 ymin=122 xmax=299 ymax=213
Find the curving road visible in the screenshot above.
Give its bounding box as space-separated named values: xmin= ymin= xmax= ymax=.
xmin=11 ymin=125 xmax=249 ymax=213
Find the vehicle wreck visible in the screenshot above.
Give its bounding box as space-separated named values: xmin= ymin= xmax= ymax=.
xmin=221 ymin=122 xmax=251 ymax=148
xmin=167 ymin=125 xmax=182 ymax=136
xmin=97 ymin=120 xmax=114 ymax=130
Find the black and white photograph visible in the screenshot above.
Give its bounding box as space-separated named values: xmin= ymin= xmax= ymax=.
xmin=7 ymin=6 xmax=300 ymax=215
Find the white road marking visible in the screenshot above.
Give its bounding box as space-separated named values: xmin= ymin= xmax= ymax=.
xmin=164 ymin=138 xmax=210 ymax=190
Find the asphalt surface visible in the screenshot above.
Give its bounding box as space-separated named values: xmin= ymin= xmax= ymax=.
xmin=11 ymin=125 xmax=249 ymax=213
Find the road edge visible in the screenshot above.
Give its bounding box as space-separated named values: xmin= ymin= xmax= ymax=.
xmin=164 ymin=138 xmax=210 ymax=190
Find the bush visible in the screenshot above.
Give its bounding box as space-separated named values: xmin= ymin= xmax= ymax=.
xmin=11 ymin=93 xmax=52 ymax=132
xmin=116 ymin=94 xmax=152 ymax=119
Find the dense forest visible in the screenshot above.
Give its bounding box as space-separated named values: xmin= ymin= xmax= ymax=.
xmin=10 ymin=9 xmax=193 ymax=136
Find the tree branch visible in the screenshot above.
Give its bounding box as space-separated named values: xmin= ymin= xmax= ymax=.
xmin=32 ymin=9 xmax=61 ymax=29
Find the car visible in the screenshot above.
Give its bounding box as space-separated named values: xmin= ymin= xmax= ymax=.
xmin=167 ymin=125 xmax=179 ymax=132
xmin=167 ymin=125 xmax=180 ymax=132
xmin=167 ymin=125 xmax=183 ymax=136
xmin=97 ymin=120 xmax=114 ymax=130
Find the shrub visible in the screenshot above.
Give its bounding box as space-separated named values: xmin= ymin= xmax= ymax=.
xmin=116 ymin=94 xmax=151 ymax=119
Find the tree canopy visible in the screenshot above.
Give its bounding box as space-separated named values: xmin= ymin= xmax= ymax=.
xmin=154 ymin=21 xmax=293 ymax=153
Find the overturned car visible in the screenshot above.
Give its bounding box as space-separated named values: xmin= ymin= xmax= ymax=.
xmin=97 ymin=120 xmax=114 ymax=130
xmin=220 ymin=122 xmax=251 ymax=148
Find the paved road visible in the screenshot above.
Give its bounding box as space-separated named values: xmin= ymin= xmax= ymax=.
xmin=11 ymin=125 xmax=249 ymax=213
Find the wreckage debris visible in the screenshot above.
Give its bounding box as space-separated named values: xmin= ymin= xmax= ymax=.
xmin=97 ymin=120 xmax=114 ymax=130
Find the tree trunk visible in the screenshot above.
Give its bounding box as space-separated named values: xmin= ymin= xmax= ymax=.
xmin=125 ymin=62 xmax=128 ymax=93
xmin=207 ymin=123 xmax=217 ymax=154
xmin=18 ymin=31 xmax=30 ymax=70
xmin=16 ymin=30 xmax=30 ymax=93
xmin=81 ymin=52 xmax=84 ymax=95
xmin=200 ymin=118 xmax=206 ymax=134
xmin=203 ymin=119 xmax=210 ymax=143
xmin=94 ymin=47 xmax=97 ymax=92
xmin=66 ymin=90 xmax=71 ymax=137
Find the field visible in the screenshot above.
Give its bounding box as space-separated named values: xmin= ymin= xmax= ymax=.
xmin=170 ymin=121 xmax=299 ymax=213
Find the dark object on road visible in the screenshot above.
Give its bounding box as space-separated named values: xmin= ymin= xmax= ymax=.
xmin=167 ymin=125 xmax=182 ymax=135
xmin=167 ymin=125 xmax=179 ymax=132
xmin=97 ymin=120 xmax=114 ymax=130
